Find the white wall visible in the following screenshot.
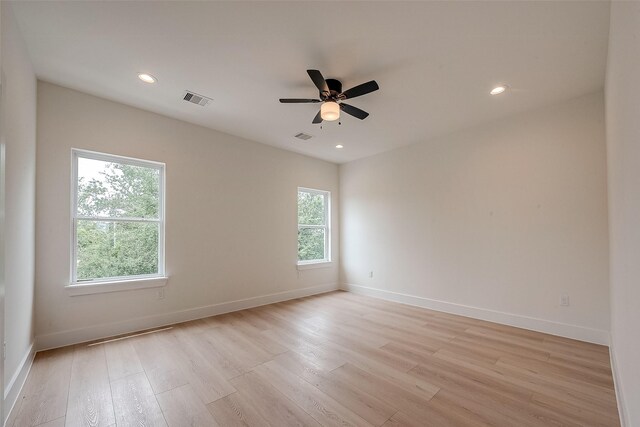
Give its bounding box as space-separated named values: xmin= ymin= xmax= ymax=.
xmin=605 ymin=2 xmax=640 ymax=425
xmin=340 ymin=92 xmax=610 ymax=344
xmin=1 ymin=1 xmax=37 ymax=419
xmin=35 ymin=82 xmax=339 ymax=349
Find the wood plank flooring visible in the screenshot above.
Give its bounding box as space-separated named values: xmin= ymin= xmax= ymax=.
xmin=9 ymin=291 xmax=620 ymax=427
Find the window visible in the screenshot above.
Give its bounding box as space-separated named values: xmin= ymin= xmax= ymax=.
xmin=297 ymin=187 xmax=330 ymax=264
xmin=71 ymin=149 xmax=165 ymax=285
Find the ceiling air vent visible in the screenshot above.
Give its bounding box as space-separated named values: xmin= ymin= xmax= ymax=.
xmin=183 ymin=91 xmax=212 ymax=107
xmin=294 ymin=132 xmax=313 ymax=141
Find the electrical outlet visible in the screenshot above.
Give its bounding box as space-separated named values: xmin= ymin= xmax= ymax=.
xmin=560 ymin=295 xmax=570 ymax=307
xmin=157 ymin=288 xmax=165 ymax=300
xmin=369 ymin=271 xmax=374 ymax=279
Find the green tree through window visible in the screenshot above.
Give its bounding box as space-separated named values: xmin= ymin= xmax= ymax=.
xmin=73 ymin=151 xmax=164 ymax=282
xmin=298 ymin=188 xmax=329 ymax=262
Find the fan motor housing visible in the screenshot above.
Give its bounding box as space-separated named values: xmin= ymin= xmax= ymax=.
xmin=324 ymin=79 xmax=343 ymax=98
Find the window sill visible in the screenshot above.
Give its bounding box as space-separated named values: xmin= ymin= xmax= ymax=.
xmin=66 ymin=276 xmax=168 ymax=296
xmin=296 ymin=261 xmax=333 ymax=271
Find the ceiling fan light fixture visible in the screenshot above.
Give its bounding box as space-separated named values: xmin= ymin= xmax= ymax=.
xmin=279 ymin=70 xmax=378 ymax=124
xmin=321 ymin=101 xmax=340 ymax=121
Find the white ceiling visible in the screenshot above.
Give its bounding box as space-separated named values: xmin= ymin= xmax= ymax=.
xmin=11 ymin=1 xmax=610 ymax=164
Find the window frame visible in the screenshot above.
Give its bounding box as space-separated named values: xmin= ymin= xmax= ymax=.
xmin=69 ymin=149 xmax=166 ymax=290
xmin=297 ymin=187 xmax=331 ymax=266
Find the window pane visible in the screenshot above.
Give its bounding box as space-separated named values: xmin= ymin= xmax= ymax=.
xmin=298 ymin=191 xmax=325 ymax=225
xmin=76 ymin=220 xmax=159 ymax=280
xmin=298 ymin=227 xmax=325 ymax=261
xmin=77 ymin=157 xmax=160 ymax=218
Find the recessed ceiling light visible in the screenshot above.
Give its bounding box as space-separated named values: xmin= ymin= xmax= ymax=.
xmin=490 ymin=85 xmax=507 ymax=95
xmin=138 ymin=73 xmax=157 ymax=84
xmin=336 ymin=144 xmax=344 ymax=149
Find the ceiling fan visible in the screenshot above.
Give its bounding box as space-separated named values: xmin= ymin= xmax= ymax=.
xmin=279 ymin=69 xmax=379 ymax=124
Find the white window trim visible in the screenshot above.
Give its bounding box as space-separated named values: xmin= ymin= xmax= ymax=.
xmin=70 ymin=149 xmax=167 ymax=292
xmin=297 ymin=187 xmax=331 ymax=266
xmin=66 ymin=276 xmax=168 ymax=296
xmin=296 ymin=261 xmax=333 ymax=271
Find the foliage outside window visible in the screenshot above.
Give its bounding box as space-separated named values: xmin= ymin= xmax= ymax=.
xmin=72 ymin=150 xmax=165 ymax=283
xmin=298 ymin=188 xmax=330 ymax=263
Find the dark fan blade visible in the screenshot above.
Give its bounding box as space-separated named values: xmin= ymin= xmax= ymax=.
xmin=312 ymin=110 xmax=323 ymax=124
xmin=340 ymin=103 xmax=369 ymax=120
xmin=279 ymin=98 xmax=321 ymax=103
xmin=341 ymin=80 xmax=379 ymax=99
xmin=307 ymin=69 xmax=329 ymax=94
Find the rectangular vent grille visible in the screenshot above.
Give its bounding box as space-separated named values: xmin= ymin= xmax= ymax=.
xmin=294 ymin=132 xmax=313 ymax=141
xmin=183 ymin=91 xmax=212 ymax=106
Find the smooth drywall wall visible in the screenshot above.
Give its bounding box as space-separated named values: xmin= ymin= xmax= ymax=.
xmin=340 ymin=92 xmax=609 ymax=343
xmin=35 ymin=82 xmax=339 ymax=348
xmin=1 ymin=1 xmax=36 ymax=416
xmin=606 ymin=2 xmax=640 ymax=424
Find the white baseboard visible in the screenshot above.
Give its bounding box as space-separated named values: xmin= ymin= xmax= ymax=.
xmin=36 ymin=283 xmax=339 ymax=351
xmin=4 ymin=343 xmax=35 ymax=426
xmin=341 ymin=283 xmax=609 ymax=345
xmin=609 ymin=340 xmax=629 ymax=426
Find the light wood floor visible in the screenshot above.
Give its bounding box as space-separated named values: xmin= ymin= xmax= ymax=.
xmin=9 ymin=291 xmax=620 ymax=427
